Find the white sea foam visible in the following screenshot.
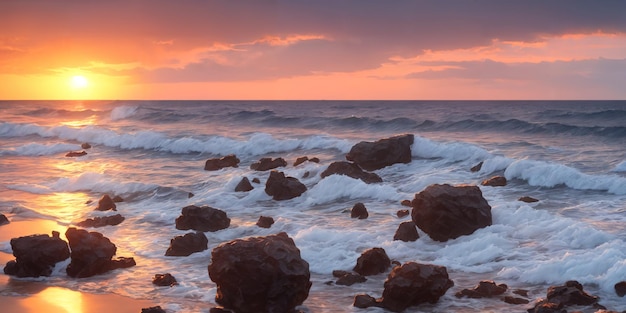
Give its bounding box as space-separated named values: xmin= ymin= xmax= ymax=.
xmin=9 ymin=172 xmax=159 ymax=195
xmin=612 ymin=160 xmax=626 ymax=172
xmin=304 ymin=174 xmax=400 ymax=205
xmin=412 ymin=135 xmax=492 ymax=162
xmin=0 ymin=142 xmax=81 ymax=156
xmin=110 ymin=105 xmax=138 ymax=121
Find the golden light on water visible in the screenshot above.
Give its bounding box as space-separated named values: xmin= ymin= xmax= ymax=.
xmin=22 ymin=287 xmax=83 ymax=313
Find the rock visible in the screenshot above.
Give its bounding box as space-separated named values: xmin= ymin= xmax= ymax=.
xmin=353 ymin=247 xmax=391 ymax=276
xmin=336 ymin=272 xmax=367 ymax=286
xmin=353 ymin=294 xmax=382 ymax=309
xmin=165 ymin=232 xmax=208 ymax=256
xmin=0 ymin=213 xmax=9 ymax=226
xmin=142 ymin=306 xmax=167 ymax=313
xmin=528 ymin=281 xmax=598 ymax=313
xmin=350 ymin=202 xmax=369 ymax=219
xmin=513 ymin=289 xmax=530 ymax=297
xmin=250 ymin=157 xmax=287 ymax=171
xmin=95 ymin=194 xmax=117 ymax=211
xmin=396 ymin=209 xmax=410 ymax=218
xmin=615 ymin=281 xmax=626 ymax=297
xmin=65 ymin=227 xmax=135 ymax=278
xmin=81 ymin=143 xmax=92 ymax=149
xmin=504 ymin=296 xmax=529 ymax=304
xmin=471 ymin=161 xmax=483 ymax=172
xmin=309 ymin=157 xmax=320 ymax=163
xmin=265 ymin=170 xmax=307 ymax=200
xmin=481 ymin=175 xmax=507 ymax=187
xmin=411 ymin=184 xmax=492 ymax=242
xmin=76 ymin=214 xmax=125 ymax=228
xmin=455 ymin=280 xmax=507 ymax=298
xmin=3 ymin=231 xmax=70 ymax=277
xmin=527 ymin=301 xmax=566 ymax=313
xmin=400 ymin=199 xmax=412 ymax=207
xmin=294 ymin=156 xmax=309 ymax=166
xmin=175 ymin=205 xmax=230 ymax=232
xmin=345 ymin=134 xmax=414 ymax=171
xmin=204 ymin=154 xmax=240 ymax=171
xmin=209 ymin=308 xmax=232 ymax=313
xmin=65 ymin=150 xmax=87 ymax=157
xmin=519 ymin=196 xmax=539 ymax=203
xmin=235 ymin=177 xmax=254 ymax=192
xmin=302 ymin=171 xmax=310 ymax=178
xmin=381 ymin=262 xmax=454 ymax=312
xmin=256 ymin=216 xmax=274 ymax=228
xmin=208 ymin=232 xmax=311 ymax=313
xmin=393 ymin=221 xmax=419 ymax=242
xmin=320 ymin=161 xmax=382 ymax=184
xmin=112 ymin=195 xmax=124 ymax=202
xmin=251 ymin=178 xmax=261 ymax=184
xmin=188 ymin=192 xmax=194 ymax=198
xmin=153 ymin=273 xmax=178 ymax=286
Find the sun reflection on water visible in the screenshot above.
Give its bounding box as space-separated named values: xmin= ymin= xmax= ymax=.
xmin=25 ymin=287 xmax=83 ymax=313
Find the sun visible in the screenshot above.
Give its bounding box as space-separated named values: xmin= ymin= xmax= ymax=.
xmin=70 ymin=75 xmax=89 ymax=89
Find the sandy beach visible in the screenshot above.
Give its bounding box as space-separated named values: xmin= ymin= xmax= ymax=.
xmin=1 ymin=219 xmax=159 ymax=313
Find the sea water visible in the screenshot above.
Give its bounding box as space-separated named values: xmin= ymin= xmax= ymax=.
xmin=1 ymin=100 xmax=626 ymax=312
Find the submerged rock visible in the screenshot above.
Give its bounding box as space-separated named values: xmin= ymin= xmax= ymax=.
xmin=165 ymin=232 xmax=208 ymax=256
xmin=471 ymin=161 xmax=483 ymax=172
xmin=411 ymin=184 xmax=492 ymax=242
xmin=65 ymin=227 xmax=135 ymax=278
xmin=353 ymin=247 xmax=391 ymax=276
xmin=256 ymin=216 xmax=274 ymax=228
xmin=3 ymin=231 xmax=70 ymax=277
xmin=320 ymin=161 xmax=382 ymax=184
xmin=396 ymin=209 xmax=410 ymax=218
xmin=481 ymin=175 xmax=507 ymax=187
xmin=393 ymin=221 xmax=419 ymax=242
xmin=346 ymin=134 xmax=414 ymax=171
xmin=204 ymin=154 xmax=240 ymax=171
xmin=265 ymin=170 xmax=307 ymax=200
xmin=175 ymin=205 xmax=230 ymax=232
xmin=519 ymin=196 xmax=539 ymax=203
xmin=0 ymin=213 xmax=9 ymax=226
xmin=455 ymin=280 xmax=507 ymax=298
xmin=153 ymin=273 xmax=178 ymax=286
xmin=235 ymin=177 xmax=254 ymax=192
xmin=250 ymin=157 xmax=287 ymax=171
xmin=350 ymin=202 xmax=369 ymax=219
xmin=76 ymin=214 xmax=125 ymax=228
xmin=208 ymin=232 xmax=311 ymax=313
xmin=65 ymin=150 xmax=87 ymax=157
xmin=95 ymin=194 xmax=117 ymax=211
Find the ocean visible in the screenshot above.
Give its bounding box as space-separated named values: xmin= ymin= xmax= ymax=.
xmin=1 ymin=100 xmax=625 ymax=312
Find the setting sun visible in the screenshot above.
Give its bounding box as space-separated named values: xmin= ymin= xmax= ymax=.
xmin=70 ymin=75 xmax=89 ymax=89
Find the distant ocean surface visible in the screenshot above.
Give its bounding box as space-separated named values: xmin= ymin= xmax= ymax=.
xmin=1 ymin=100 xmax=626 ymax=312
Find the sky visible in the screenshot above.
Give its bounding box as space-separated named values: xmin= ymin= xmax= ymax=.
xmin=1 ymin=0 xmax=626 ymax=100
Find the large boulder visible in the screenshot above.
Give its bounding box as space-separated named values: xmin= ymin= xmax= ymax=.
xmin=528 ymin=281 xmax=598 ymax=313
xmin=65 ymin=227 xmax=135 ymax=278
xmin=411 ymin=184 xmax=492 ymax=242
xmin=165 ymin=232 xmax=208 ymax=256
xmin=353 ymin=247 xmax=391 ymax=276
xmin=350 ymin=203 xmax=369 ymax=219
xmin=3 ymin=231 xmax=70 ymax=277
xmin=265 ymin=171 xmax=307 ymax=200
xmin=381 ymin=262 xmax=454 ymax=312
xmin=175 ymin=205 xmax=230 ymax=232
xmin=345 ymin=134 xmax=414 ymax=171
xmin=76 ymin=214 xmax=125 ymax=228
xmin=250 ymin=157 xmax=287 ymax=171
xmin=208 ymin=232 xmax=311 ymax=313
xmin=204 ymin=154 xmax=240 ymax=171
xmin=320 ymin=161 xmax=382 ymax=184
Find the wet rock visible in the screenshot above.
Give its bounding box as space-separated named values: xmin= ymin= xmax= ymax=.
xmin=142 ymin=306 xmax=167 ymax=313
xmin=81 ymin=143 xmax=92 ymax=149
xmin=400 ymin=199 xmax=412 ymax=207
xmin=175 ymin=205 xmax=230 ymax=232
xmin=504 ymin=296 xmax=529 ymax=305
xmin=471 ymin=161 xmax=483 ymax=172
xmin=65 ymin=150 xmax=87 ymax=157
xmin=0 ymin=213 xmax=9 ymax=225
xmin=353 ymin=294 xmax=382 ymax=309
xmin=153 ymin=273 xmax=178 ymax=287
xmin=65 ymin=227 xmax=135 ymax=278
xmin=519 ymin=196 xmax=539 ymax=203
xmin=76 ymin=214 xmax=125 ymax=228
xmin=250 ymin=157 xmax=287 ymax=171
xmin=3 ymin=231 xmax=70 ymax=277
xmin=396 ymin=209 xmax=410 ymax=218
xmin=350 ymin=202 xmax=369 ymax=219
xmin=346 ymin=134 xmax=414 ymax=171
xmin=513 ymin=289 xmax=530 ymax=297
xmin=188 ymin=192 xmax=194 ymax=198
xmin=393 ymin=221 xmax=419 ymax=242
xmin=294 ymin=156 xmax=309 ymax=166
xmin=615 ymin=281 xmax=626 ymax=297
xmin=527 ymin=301 xmax=565 ymax=313
xmin=95 ymin=194 xmax=117 ymax=211
xmin=411 ymin=184 xmax=492 ymax=242
xmin=353 ymin=247 xmax=391 ymax=276
xmin=256 ymin=216 xmax=274 ymax=228
xmin=235 ymin=177 xmax=253 ymax=192
xmin=112 ymin=195 xmax=124 ymax=202
xmin=265 ymin=170 xmax=307 ymax=200
xmin=208 ymin=232 xmax=311 ymax=313
xmin=381 ymin=262 xmax=454 ymax=312
xmin=336 ymin=272 xmax=367 ymax=286
xmin=165 ymin=232 xmax=208 ymax=256
xmin=302 ymin=171 xmax=310 ymax=178
xmin=528 ymin=281 xmax=598 ymax=313
xmin=204 ymin=154 xmax=240 ymax=171
xmin=320 ymin=161 xmax=382 ymax=184
xmin=455 ymin=280 xmax=507 ymax=298
xmin=309 ymin=157 xmax=320 ymax=163
xmin=209 ymin=308 xmax=231 ymax=313
xmin=251 ymin=178 xmax=261 ymax=184
xmin=481 ymin=175 xmax=507 ymax=187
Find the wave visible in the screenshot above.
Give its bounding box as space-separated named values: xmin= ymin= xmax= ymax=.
xmin=0 ymin=142 xmax=81 ymax=156
xmin=110 ymin=105 xmax=138 ymax=121
xmin=612 ymin=161 xmax=626 ymax=173
xmin=8 ymin=172 xmax=159 ymax=195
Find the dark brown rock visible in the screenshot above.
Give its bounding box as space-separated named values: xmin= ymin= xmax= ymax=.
xmin=95 ymin=194 xmax=117 ymax=211
xmin=265 ymin=170 xmax=307 ymax=200
xmin=235 ymin=177 xmax=254 ymax=192
xmin=527 ymin=301 xmax=566 ymax=313
xmin=293 ymin=156 xmax=309 ymax=166
xmin=204 ymin=154 xmax=240 ymax=171
xmin=153 ymin=273 xmax=178 ymax=287
xmin=208 ymin=232 xmax=311 ymax=313
xmin=381 ymin=262 xmax=454 ymax=312
xmin=396 ymin=209 xmax=410 ymax=218
xmin=256 ymin=216 xmax=274 ymax=228
xmin=353 ymin=247 xmax=391 ymax=276
xmin=251 ymin=178 xmax=261 ymax=184
xmin=250 ymin=157 xmax=287 ymax=171
xmin=353 ymin=294 xmax=382 ymax=309
xmin=175 ymin=205 xmax=230 ymax=232
xmin=350 ymin=202 xmax=369 ymax=219
xmin=336 ymin=272 xmax=367 ymax=286
xmin=309 ymin=157 xmax=320 ymax=163
xmin=519 ymin=196 xmax=539 ymax=203
xmin=455 ymin=280 xmax=507 ymax=298
xmin=142 ymin=306 xmax=167 ymax=313
xmin=3 ymin=231 xmax=70 ymax=277
xmin=165 ymin=232 xmax=208 ymax=256
xmin=393 ymin=221 xmax=419 ymax=242
xmin=65 ymin=227 xmax=135 ymax=278
xmin=81 ymin=143 xmax=91 ymax=149
xmin=513 ymin=289 xmax=530 ymax=297
xmin=65 ymin=150 xmax=87 ymax=157
xmin=482 ymin=175 xmax=507 ymax=187
xmin=471 ymin=161 xmax=483 ymax=172
xmin=346 ymin=134 xmax=414 ymax=171
xmin=528 ymin=281 xmax=598 ymax=313
xmin=320 ymin=161 xmax=382 ymax=184
xmin=0 ymin=213 xmax=9 ymax=226
xmin=77 ymin=214 xmax=125 ymax=228
xmin=112 ymin=195 xmax=124 ymax=202
xmin=504 ymin=296 xmax=530 ymax=305
xmin=209 ymin=308 xmax=231 ymax=313
xmin=400 ymin=199 xmax=412 ymax=207
xmin=411 ymin=184 xmax=492 ymax=242
xmin=615 ymin=281 xmax=626 ymax=297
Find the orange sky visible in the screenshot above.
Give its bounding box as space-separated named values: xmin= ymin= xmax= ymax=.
xmin=1 ymin=1 xmax=625 ymax=100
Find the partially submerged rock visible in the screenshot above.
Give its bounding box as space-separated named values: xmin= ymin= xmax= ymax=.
xmin=0 ymin=213 xmax=9 ymax=226
xmin=235 ymin=177 xmax=254 ymax=192
xmin=353 ymin=247 xmax=390 ymax=276
xmin=265 ymin=170 xmax=307 ymax=200
xmin=455 ymin=280 xmax=507 ymax=298
xmin=256 ymin=216 xmax=274 ymax=228
xmin=393 ymin=221 xmax=419 ymax=242
xmin=346 ymin=134 xmax=414 ymax=171
xmin=153 ymin=273 xmax=178 ymax=287
xmin=320 ymin=161 xmax=382 ymax=184
xmin=528 ymin=281 xmax=599 ymax=313
xmin=481 ymin=175 xmax=507 ymax=187
xmin=65 ymin=227 xmax=135 ymax=278
xmin=350 ymin=202 xmax=369 ymax=219
xmin=471 ymin=161 xmax=483 ymax=172
xmin=411 ymin=184 xmax=492 ymax=242
xmin=208 ymin=232 xmax=311 ymax=313
xmin=250 ymin=157 xmax=287 ymax=171
xmin=3 ymin=231 xmax=70 ymax=277
xmin=396 ymin=209 xmax=409 ymax=218
xmin=76 ymin=214 xmax=125 ymax=228
xmin=616 ymin=281 xmax=626 ymax=297
xmin=519 ymin=196 xmax=539 ymax=203
xmin=95 ymin=194 xmax=117 ymax=211
xmin=65 ymin=150 xmax=87 ymax=157
xmin=204 ymin=154 xmax=240 ymax=171
xmin=142 ymin=306 xmax=167 ymax=313
xmin=175 ymin=205 xmax=230 ymax=232
xmin=165 ymin=232 xmax=208 ymax=256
